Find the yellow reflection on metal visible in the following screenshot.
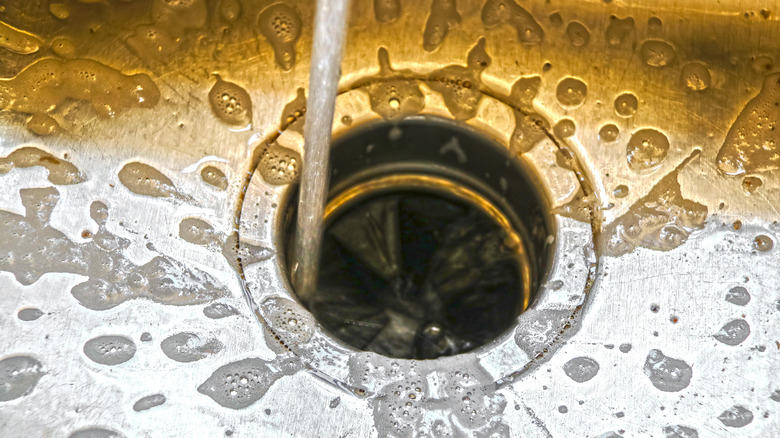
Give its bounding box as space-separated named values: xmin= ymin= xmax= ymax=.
xmin=323 ymin=173 xmax=533 ymax=311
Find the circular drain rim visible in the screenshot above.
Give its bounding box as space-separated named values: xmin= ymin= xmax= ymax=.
xmin=237 ymin=87 xmax=597 ymax=392
xmin=321 ymin=172 xmax=533 ymax=308
xmin=292 ymin=170 xmax=534 ymax=358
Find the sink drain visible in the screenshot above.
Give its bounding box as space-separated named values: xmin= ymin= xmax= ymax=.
xmin=283 ymin=118 xmax=552 ymax=359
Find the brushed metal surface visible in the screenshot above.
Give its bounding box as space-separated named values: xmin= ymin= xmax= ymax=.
xmin=0 ymin=1 xmax=778 ymax=437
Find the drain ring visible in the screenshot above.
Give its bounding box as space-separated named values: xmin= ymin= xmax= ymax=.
xmin=322 ymin=172 xmax=534 ymax=309
xmin=238 ymin=83 xmax=596 ymax=392
xmin=282 ymin=117 xmax=542 ymax=359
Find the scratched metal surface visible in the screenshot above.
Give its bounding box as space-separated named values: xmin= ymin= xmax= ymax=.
xmin=0 ymin=1 xmax=779 ymax=437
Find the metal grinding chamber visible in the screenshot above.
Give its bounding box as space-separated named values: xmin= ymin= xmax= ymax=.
xmin=0 ymin=1 xmax=778 ymax=437
xmin=281 ymin=117 xmax=554 ymax=359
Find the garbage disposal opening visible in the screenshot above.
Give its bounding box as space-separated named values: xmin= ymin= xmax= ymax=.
xmin=283 ymin=117 xmax=553 ymax=359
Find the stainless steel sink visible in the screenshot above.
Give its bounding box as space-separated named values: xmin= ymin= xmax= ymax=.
xmin=0 ymin=0 xmax=778 ymax=436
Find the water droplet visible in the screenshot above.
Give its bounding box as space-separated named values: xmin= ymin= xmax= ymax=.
xmin=280 ymin=87 xmax=307 ymax=132
xmin=648 ymin=17 xmax=663 ymax=33
xmin=423 ymin=0 xmax=461 ymax=52
xmin=260 ymin=297 xmax=315 ymax=348
xmin=161 ymin=332 xmax=224 ymax=363
xmin=26 ymin=113 xmax=61 ymax=137
xmin=17 ymin=308 xmax=44 ymax=321
xmin=83 ymin=336 xmax=136 ymax=365
xmin=626 ymin=129 xmax=669 ymax=170
xmin=0 ymin=21 xmax=42 ymax=55
xmin=725 ymin=286 xmax=750 ymax=306
xmin=562 ymin=357 xmax=599 ymax=382
xmin=0 ymin=356 xmax=45 ymax=401
xmin=604 ymin=151 xmax=706 ymax=256
xmin=0 ymin=147 xmax=83 ymax=184
xmin=133 ymin=394 xmax=166 ymax=412
xmin=614 ymin=93 xmax=638 ymax=117
xmin=203 ymin=302 xmax=239 ymax=319
xmin=374 ymin=0 xmax=401 ymax=23
xmin=49 ymin=3 xmax=70 ymax=20
xmin=680 ymin=62 xmax=711 ymax=91
xmin=258 ymin=3 xmax=302 ymax=71
xmin=0 ymin=58 xmax=159 ymax=134
xmin=662 ymin=425 xmax=698 ymax=438
xmin=218 ymin=0 xmax=242 ymax=22
xmin=613 ymin=185 xmax=629 ymax=198
xmin=717 ymin=405 xmax=754 ymax=428
xmin=509 ymin=80 xmax=548 ymax=154
xmin=754 ymin=234 xmax=774 ymax=252
xmin=179 ymin=218 xmax=273 ymax=266
xmin=68 ymin=428 xmax=122 ymax=438
xmin=208 ymin=76 xmax=252 ymax=126
xmin=256 ymin=143 xmax=301 ymax=185
xmin=641 ymin=40 xmax=676 ymax=68
xmin=362 ymin=48 xmax=425 ymax=120
xmin=717 ymin=73 xmax=780 ymax=175
xmin=742 ymin=176 xmax=763 ymax=194
xmin=1 ymin=187 xmax=227 ymax=310
xmin=118 ymin=162 xmax=180 ymax=199
xmin=425 ymin=38 xmax=491 ymax=120
xmin=565 ymin=21 xmax=589 ymax=47
xmin=643 ymin=349 xmax=692 ymax=392
xmin=553 ymin=119 xmax=576 ymax=138
xmin=198 ymin=357 xmax=301 ymax=409
xmin=599 ymin=124 xmax=619 ymax=142
xmin=556 ymin=77 xmax=587 ymax=107
xmin=481 ymin=0 xmax=543 ymax=44
xmin=51 ymin=37 xmax=76 ymax=58
xmin=549 ymin=12 xmax=563 ymax=28
xmin=713 ymin=319 xmax=751 ymax=345
xmin=201 ymin=166 xmax=228 ymax=191
xmin=606 ymin=16 xmax=634 ymax=45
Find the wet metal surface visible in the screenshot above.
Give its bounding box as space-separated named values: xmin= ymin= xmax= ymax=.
xmin=0 ymin=0 xmax=779 ymax=436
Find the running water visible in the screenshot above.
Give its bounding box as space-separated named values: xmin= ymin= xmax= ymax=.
xmin=293 ymin=0 xmax=352 ymax=300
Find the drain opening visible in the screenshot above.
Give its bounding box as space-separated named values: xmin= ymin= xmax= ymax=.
xmin=284 ymin=118 xmax=552 ymax=359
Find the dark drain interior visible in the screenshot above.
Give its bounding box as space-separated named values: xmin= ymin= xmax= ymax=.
xmin=284 ymin=118 xmax=552 ymax=359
